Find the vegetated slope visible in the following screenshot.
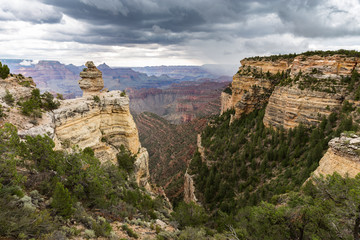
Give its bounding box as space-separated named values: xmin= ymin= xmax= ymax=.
xmin=0 ymin=124 xmax=174 ymax=239
xmin=190 ymin=105 xmax=358 ymax=211
xmin=134 ymin=112 xmax=207 ymax=203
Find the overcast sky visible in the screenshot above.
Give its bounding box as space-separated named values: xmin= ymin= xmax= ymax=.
xmin=0 ymin=0 xmax=360 ymax=67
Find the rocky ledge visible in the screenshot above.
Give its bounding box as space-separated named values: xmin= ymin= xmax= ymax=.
xmin=313 ymin=133 xmax=360 ymax=178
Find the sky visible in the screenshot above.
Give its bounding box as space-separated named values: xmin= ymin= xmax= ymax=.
xmin=1 ymin=0 xmax=360 ymax=67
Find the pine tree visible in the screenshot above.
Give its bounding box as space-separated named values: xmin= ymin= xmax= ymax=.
xmin=51 ymin=182 xmax=74 ymax=219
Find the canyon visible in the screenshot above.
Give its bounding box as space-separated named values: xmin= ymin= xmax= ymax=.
xmin=130 ymin=80 xmax=229 ymax=123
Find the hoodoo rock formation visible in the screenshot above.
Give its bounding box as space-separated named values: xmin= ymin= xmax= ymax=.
xmin=79 ymin=61 xmax=104 ymax=96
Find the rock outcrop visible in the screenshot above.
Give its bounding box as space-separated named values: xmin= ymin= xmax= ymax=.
xmin=221 ymin=58 xmax=288 ymax=118
xmin=52 ymin=90 xmax=141 ymax=162
xmin=240 ymin=59 xmax=291 ymax=74
xmin=183 ymin=170 xmax=198 ymax=204
xmin=79 ymin=61 xmax=104 ymax=96
xmin=313 ymin=133 xmax=360 ymax=178
xmin=220 ymin=91 xmax=232 ymax=114
xmin=2 ymin=63 xmax=151 ymax=190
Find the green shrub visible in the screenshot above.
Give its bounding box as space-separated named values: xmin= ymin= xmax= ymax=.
xmin=3 ymin=89 xmax=14 ymax=106
xmin=51 ymin=182 xmax=74 ymax=219
xmin=0 ymin=62 xmax=10 ymax=79
xmin=19 ymin=89 xmax=42 ymax=118
xmin=117 ymin=145 xmax=136 ymax=173
xmin=121 ymin=224 xmax=138 ymax=239
xmin=93 ymin=95 xmax=100 ymax=103
xmin=0 ymin=104 xmax=5 ymax=118
xmin=223 ymin=85 xmax=232 ymax=95
xmin=41 ymin=91 xmax=60 ymax=111
xmin=120 ymin=90 xmax=126 ymax=97
xmin=91 ymin=217 xmax=112 ymax=237
xmin=56 ymin=93 xmax=64 ymax=100
xmin=172 ymin=202 xmax=208 ymax=229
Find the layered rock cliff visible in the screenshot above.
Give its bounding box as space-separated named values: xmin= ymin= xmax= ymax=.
xmin=313 ymin=133 xmax=360 ymax=178
xmin=221 ymin=58 xmax=288 ymax=118
xmin=223 ymin=53 xmax=359 ymax=128
xmin=52 ymin=90 xmax=141 ymax=162
xmin=263 ymin=86 xmax=343 ymax=129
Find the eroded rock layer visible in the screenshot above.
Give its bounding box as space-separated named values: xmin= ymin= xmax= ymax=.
xmin=263 ymin=86 xmax=343 ymax=129
xmin=291 ymin=55 xmax=360 ymax=76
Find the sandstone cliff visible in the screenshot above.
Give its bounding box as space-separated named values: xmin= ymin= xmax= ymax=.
xmin=223 ymin=54 xmax=359 ymax=128
xmin=313 ymin=133 xmax=360 ymax=178
xmin=221 ymin=58 xmax=287 ymax=118
xmin=52 ymin=90 xmax=141 ymax=162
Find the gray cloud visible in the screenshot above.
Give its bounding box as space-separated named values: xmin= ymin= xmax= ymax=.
xmin=35 ymin=0 xmax=360 ymax=45
xmin=0 ymin=0 xmax=62 ymax=24
xmin=1 ymin=0 xmax=360 ymax=66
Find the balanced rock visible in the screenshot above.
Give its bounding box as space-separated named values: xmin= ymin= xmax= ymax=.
xmin=79 ymin=61 xmax=104 ymax=96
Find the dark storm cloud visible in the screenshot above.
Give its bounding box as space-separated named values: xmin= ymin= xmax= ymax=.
xmin=13 ymin=0 xmax=360 ymax=46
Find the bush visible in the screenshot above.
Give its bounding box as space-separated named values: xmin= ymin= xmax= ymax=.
xmin=42 ymin=92 xmax=60 ymax=111
xmin=3 ymin=89 xmax=15 ymax=106
xmin=51 ymin=182 xmax=74 ymax=219
xmin=91 ymin=217 xmax=112 ymax=237
xmin=117 ymin=145 xmax=136 ymax=174
xmin=0 ymin=62 xmax=10 ymax=79
xmin=121 ymin=224 xmax=138 ymax=239
xmin=120 ymin=90 xmax=126 ymax=97
xmin=172 ymin=202 xmax=208 ymax=229
xmin=56 ymin=93 xmax=64 ymax=100
xmin=223 ymin=85 xmax=232 ymax=95
xmin=93 ymin=95 xmax=100 ymax=103
xmin=19 ymin=89 xmax=42 ymax=118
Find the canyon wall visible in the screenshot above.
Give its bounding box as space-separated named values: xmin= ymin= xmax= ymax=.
xmin=263 ymin=86 xmax=343 ymax=129
xmin=129 ymin=81 xmax=229 ymax=124
xmin=223 ymin=54 xmax=359 ymax=128
xmin=222 ymin=58 xmax=289 ymax=118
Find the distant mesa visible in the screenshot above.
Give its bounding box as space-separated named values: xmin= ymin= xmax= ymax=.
xmin=78 ymin=61 xmax=104 ymax=96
